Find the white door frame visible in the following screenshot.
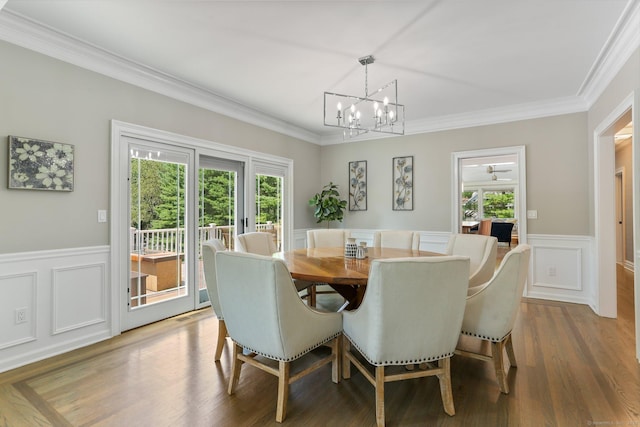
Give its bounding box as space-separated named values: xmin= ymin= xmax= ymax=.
xmin=593 ymin=90 xmax=639 ymax=361
xmin=451 ymin=145 xmax=527 ymax=245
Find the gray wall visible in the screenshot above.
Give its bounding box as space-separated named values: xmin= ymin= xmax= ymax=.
xmin=0 ymin=41 xmax=321 ymax=254
xmin=320 ymin=113 xmax=589 ymax=235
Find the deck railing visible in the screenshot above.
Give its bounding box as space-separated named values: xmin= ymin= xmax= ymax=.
xmin=130 ymin=222 xmax=281 ymax=254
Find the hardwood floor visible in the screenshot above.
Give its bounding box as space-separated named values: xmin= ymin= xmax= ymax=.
xmin=0 ymin=268 xmax=638 ymax=426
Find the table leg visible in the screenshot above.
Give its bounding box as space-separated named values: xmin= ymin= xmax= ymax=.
xmin=329 ymin=284 xmax=365 ymax=310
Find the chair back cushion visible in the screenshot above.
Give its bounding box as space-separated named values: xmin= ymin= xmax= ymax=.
xmin=343 ymin=256 xmax=469 ymax=365
xmin=216 ymin=251 xmax=342 ymax=361
xmin=490 ymin=221 xmax=515 ymax=243
xmin=235 ymin=232 xmax=277 ymax=256
xmin=372 ymin=230 xmax=420 ymax=250
xmin=461 ymin=244 xmax=531 ymax=341
xmin=307 ymin=229 xmax=350 ymax=248
xmin=201 ymin=239 xmax=227 ymax=319
xmin=446 ymin=234 xmax=498 ymax=286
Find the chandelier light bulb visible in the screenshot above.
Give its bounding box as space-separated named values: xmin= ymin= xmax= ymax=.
xmin=373 ymin=101 xmax=379 ymax=112
xmin=337 ymin=102 xmax=342 ymax=111
xmin=356 ymin=110 xmax=361 ymax=120
xmin=350 ymin=104 xmax=356 ymax=113
xmin=389 ymin=110 xmax=395 ymax=121
xmin=383 ymin=96 xmax=389 ymax=106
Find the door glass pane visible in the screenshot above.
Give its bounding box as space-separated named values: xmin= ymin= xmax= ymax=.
xmin=198 ymin=167 xmax=237 ymax=303
xmin=256 ymin=174 xmax=283 ymax=251
xmin=130 ymin=150 xmax=188 ymax=309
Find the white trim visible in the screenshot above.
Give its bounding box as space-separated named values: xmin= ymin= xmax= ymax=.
xmin=579 ymin=0 xmax=640 ymax=107
xmin=593 ymin=93 xmax=634 ymax=318
xmin=593 ymin=89 xmax=639 ymax=362
xmin=0 ymin=10 xmax=319 ymax=144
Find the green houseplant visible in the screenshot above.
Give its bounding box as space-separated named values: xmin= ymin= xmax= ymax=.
xmin=309 ymin=182 xmax=347 ymax=227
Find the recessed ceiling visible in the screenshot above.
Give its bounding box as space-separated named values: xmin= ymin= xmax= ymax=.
xmin=2 ymin=0 xmax=638 ymax=144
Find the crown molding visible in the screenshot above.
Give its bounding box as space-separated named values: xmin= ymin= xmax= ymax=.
xmin=0 ymin=10 xmax=320 ymax=144
xmin=578 ymin=0 xmax=640 ymax=106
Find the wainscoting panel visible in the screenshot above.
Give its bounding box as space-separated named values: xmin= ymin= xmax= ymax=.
xmin=0 ymin=271 xmax=37 ymax=350
xmin=525 ymin=234 xmax=593 ymax=305
xmin=0 ymin=246 xmax=112 ymax=373
xmin=52 ymin=263 xmax=107 ymax=335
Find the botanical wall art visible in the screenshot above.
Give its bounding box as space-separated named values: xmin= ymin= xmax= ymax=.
xmin=8 ymin=136 xmax=74 ymax=191
xmin=392 ymin=155 xmax=413 ymax=210
xmin=348 ymin=160 xmax=367 ymax=211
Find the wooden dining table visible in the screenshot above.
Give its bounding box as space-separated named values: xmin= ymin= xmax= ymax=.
xmin=275 ymin=246 xmax=441 ymax=310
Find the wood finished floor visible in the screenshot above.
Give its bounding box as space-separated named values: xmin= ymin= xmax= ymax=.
xmin=0 ymin=264 xmax=638 ymax=426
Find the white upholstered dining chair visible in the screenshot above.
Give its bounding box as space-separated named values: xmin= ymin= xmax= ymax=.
xmin=342 ymin=256 xmax=470 ymax=426
xmin=236 ymin=231 xmax=314 ymax=301
xmin=215 ymin=251 xmax=343 ymax=423
xmin=372 ymin=230 xmax=420 ymax=250
xmin=201 ymin=238 xmax=229 ymax=361
xmin=235 ymin=231 xmax=277 ymax=255
xmin=306 ymin=229 xmax=351 ymax=248
xmin=446 ymin=233 xmax=498 ymax=288
xmin=456 ymin=244 xmax=531 ymax=394
xmin=305 ymin=229 xmax=351 ymax=307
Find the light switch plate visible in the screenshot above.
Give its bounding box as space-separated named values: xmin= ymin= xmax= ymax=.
xmin=527 ymin=210 xmax=538 ymax=219
xmin=98 ymin=210 xmax=107 ymax=223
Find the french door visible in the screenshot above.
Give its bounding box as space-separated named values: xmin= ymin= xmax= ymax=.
xmin=112 ymin=121 xmax=293 ymax=332
xmin=125 ymin=139 xmax=196 ymax=330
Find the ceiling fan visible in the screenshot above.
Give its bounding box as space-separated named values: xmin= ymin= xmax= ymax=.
xmin=486 ymin=165 xmax=512 ymax=181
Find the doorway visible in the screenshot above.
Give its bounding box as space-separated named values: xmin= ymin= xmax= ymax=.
xmin=452 ymin=146 xmax=527 ymax=247
xmin=111 ymin=121 xmax=294 ymax=334
xmin=593 ymin=92 xmax=639 ymax=362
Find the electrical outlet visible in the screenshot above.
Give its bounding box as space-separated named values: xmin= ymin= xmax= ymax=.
xmin=548 ymin=266 xmax=556 ymax=277
xmin=15 ymin=307 xmax=27 ymax=324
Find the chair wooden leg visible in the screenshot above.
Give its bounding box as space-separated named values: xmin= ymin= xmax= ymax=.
xmin=342 ymin=337 xmax=351 ymax=379
xmin=214 ymin=319 xmax=227 ymax=362
xmin=375 ymin=366 xmax=385 ymax=427
xmin=505 ymin=334 xmax=517 ymax=368
xmin=437 ymin=357 xmax=455 ymax=416
xmin=309 ymin=285 xmax=316 ymax=307
xmin=331 ymin=335 xmax=341 ymax=383
xmin=491 ymin=341 xmax=509 ymax=394
xmin=275 ymin=361 xmax=290 ymax=423
xmin=227 ymin=343 xmax=243 ymax=395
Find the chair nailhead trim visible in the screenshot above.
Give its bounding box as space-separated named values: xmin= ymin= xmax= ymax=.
xmin=461 ymin=330 xmax=509 ymax=342
xmin=344 ymin=333 xmax=453 ymax=366
xmin=232 ymin=331 xmax=341 ymax=362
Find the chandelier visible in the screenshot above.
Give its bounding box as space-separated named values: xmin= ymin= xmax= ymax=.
xmin=324 ymin=55 xmax=405 ymax=138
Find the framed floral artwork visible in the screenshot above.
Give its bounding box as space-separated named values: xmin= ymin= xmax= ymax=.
xmin=348 ymin=160 xmax=367 ymax=211
xmin=8 ymin=136 xmax=74 ymax=191
xmin=392 ymin=155 xmax=413 ymax=210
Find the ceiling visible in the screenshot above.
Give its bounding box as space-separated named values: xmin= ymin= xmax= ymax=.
xmin=461 ymin=154 xmax=518 ymax=184
xmin=1 ymin=0 xmax=638 ymax=145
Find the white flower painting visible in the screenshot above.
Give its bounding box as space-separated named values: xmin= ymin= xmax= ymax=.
xmin=9 ymin=136 xmax=74 ymax=191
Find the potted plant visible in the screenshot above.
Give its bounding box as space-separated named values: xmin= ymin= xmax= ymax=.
xmin=308 ymin=182 xmax=347 ymax=227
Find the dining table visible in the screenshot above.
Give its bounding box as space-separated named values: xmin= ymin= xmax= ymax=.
xmin=275 ymin=246 xmax=441 ymax=310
